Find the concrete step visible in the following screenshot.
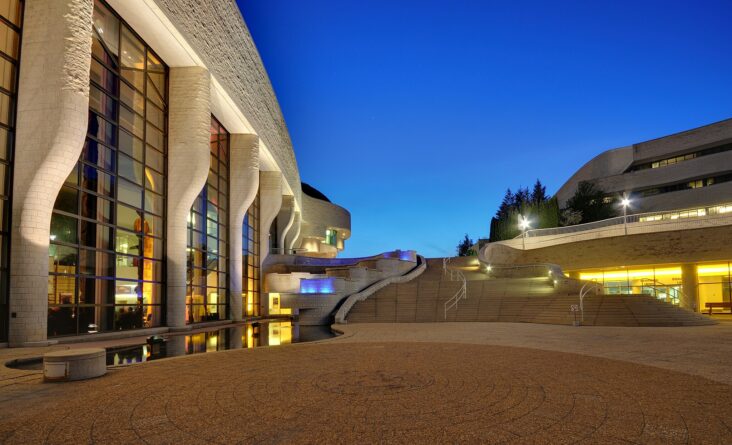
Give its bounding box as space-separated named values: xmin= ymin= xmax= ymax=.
xmin=347 ymin=268 xmax=715 ymax=326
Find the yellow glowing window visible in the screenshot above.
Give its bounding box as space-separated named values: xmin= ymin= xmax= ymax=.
xmin=697 ymin=264 xmax=732 ymax=277
xmin=579 ymin=267 xmax=681 ymax=282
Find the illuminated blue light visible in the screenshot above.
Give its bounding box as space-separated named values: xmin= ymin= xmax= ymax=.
xmin=300 ymin=278 xmax=336 ymax=294
xmin=383 ymin=250 xmax=417 ymax=262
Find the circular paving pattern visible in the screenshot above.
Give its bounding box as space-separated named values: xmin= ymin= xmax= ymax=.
xmin=315 ymin=369 xmax=435 ymax=396
xmin=1 ymin=341 xmax=731 ymax=444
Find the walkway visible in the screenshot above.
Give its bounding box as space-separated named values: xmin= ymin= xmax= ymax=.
xmin=0 ymin=323 xmax=730 ymax=443
xmin=338 ymin=322 xmax=732 ymax=384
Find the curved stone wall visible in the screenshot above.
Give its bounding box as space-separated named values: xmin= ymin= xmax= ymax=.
xmin=300 ymin=194 xmax=351 ymax=237
xmin=152 ymin=0 xmax=301 ymax=201
xmin=295 ymin=193 xmax=351 ymax=257
xmin=555 ymin=146 xmax=633 ymax=207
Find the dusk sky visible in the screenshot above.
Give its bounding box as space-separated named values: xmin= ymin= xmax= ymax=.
xmin=236 ymin=0 xmax=732 ymax=258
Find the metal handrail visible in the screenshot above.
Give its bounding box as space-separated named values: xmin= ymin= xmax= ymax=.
xmin=442 ymin=258 xmax=466 ymax=319
xmin=579 ymin=281 xmax=602 ymax=323
xmin=443 ymin=269 xmax=466 ymax=320
xmin=639 ymin=278 xmax=683 ymax=306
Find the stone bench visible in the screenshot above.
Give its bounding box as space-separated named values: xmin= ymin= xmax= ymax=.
xmin=43 ymin=348 xmax=106 ymax=382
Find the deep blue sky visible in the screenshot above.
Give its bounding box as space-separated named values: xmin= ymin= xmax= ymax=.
xmin=236 ymin=0 xmax=732 ymax=258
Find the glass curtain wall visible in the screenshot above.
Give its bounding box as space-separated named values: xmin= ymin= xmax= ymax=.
xmin=186 ymin=116 xmax=229 ymax=323
xmin=697 ymin=263 xmax=732 ymax=313
xmin=243 ymin=192 xmax=260 ymax=317
xmin=48 ymin=0 xmax=167 ymax=336
xmin=0 ymin=0 xmax=22 ymax=341
xmin=577 ymin=266 xmax=683 ymax=304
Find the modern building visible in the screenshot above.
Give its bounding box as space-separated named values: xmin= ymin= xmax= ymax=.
xmin=483 ymin=119 xmax=732 ymax=316
xmin=0 ymin=0 xmax=351 ymax=346
xmin=295 ymin=183 xmax=351 ymax=258
xmin=556 ymin=118 xmax=732 ymax=213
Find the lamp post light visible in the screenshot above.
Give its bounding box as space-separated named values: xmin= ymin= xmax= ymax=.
xmin=621 ymin=196 xmax=631 ymax=235
xmin=518 ymin=215 xmax=531 ymax=250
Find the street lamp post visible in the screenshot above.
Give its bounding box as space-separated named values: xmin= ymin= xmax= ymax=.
xmin=518 ymin=215 xmax=531 ymax=250
xmin=621 ymin=196 xmax=631 ymax=235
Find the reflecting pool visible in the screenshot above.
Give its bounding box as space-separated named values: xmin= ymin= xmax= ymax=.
xmin=107 ymin=321 xmax=333 ymax=366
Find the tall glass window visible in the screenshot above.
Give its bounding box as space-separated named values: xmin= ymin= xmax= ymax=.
xmin=243 ymin=193 xmax=260 ymax=317
xmin=0 ymin=0 xmax=22 ymax=341
xmin=48 ymin=0 xmax=167 ymax=337
xmin=186 ymin=116 xmax=229 ymax=323
xmin=698 ymin=263 xmax=732 ymax=314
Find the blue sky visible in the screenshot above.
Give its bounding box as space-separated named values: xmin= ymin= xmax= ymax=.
xmin=236 ymin=0 xmax=732 ymax=258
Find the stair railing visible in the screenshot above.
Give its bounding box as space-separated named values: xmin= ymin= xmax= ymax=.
xmin=579 ymin=281 xmax=602 ymax=323
xmin=639 ymin=278 xmax=683 ymax=306
xmin=443 ymin=268 xmax=467 ymax=320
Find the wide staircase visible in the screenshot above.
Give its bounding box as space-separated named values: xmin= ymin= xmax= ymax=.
xmin=346 ymin=258 xmax=715 ymax=326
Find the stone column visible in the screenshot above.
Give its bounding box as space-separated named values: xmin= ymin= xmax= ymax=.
xmin=228 ymin=134 xmax=259 ymax=322
xmin=285 ymin=211 xmax=301 ymax=252
xmin=680 ymin=263 xmax=698 ymax=312
xmin=166 ymin=67 xmax=211 ymax=329
xmin=8 ymin=0 xmax=93 ymax=346
xmin=276 ymin=195 xmax=295 ymax=253
xmin=259 ymin=172 xmax=283 ymax=266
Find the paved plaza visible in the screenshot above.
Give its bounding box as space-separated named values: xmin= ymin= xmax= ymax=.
xmin=0 ymin=323 xmax=731 ymax=443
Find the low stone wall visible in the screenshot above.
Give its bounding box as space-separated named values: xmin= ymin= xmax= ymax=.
xmin=482 ymin=225 xmax=732 ymax=271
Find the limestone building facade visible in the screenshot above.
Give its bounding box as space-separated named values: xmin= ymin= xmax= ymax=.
xmin=0 ymin=0 xmax=351 ymax=346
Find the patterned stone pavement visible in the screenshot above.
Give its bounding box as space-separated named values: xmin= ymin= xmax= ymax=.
xmin=0 ymin=340 xmax=731 ymax=444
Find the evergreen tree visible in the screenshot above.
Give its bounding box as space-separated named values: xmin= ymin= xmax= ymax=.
xmin=495 ymin=188 xmax=514 ymax=219
xmin=488 ymin=179 xmax=562 ymax=242
xmin=514 ymin=187 xmax=530 ymax=207
xmin=531 ymin=179 xmax=547 ymax=203
xmin=563 ymin=181 xmax=616 ymax=224
xmin=456 ymin=234 xmax=476 ymax=256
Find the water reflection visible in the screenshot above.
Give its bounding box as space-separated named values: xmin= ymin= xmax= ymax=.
xmin=108 ymin=321 xmax=333 ymax=366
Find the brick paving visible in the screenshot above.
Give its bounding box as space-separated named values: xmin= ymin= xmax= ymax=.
xmin=338 ymin=322 xmax=732 ymax=384
xmin=0 ymin=333 xmax=731 ymax=443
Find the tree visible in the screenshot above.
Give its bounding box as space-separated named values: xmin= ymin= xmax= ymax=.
xmin=531 ymin=179 xmax=547 ymax=204
xmin=562 ymin=181 xmax=616 ymax=225
xmin=514 ymin=187 xmax=530 ymax=207
xmin=495 ymin=189 xmax=514 ymax=219
xmin=560 ymin=208 xmax=583 ymax=226
xmin=456 ymin=234 xmax=476 ymax=257
xmin=489 ymin=181 xmax=559 ymax=242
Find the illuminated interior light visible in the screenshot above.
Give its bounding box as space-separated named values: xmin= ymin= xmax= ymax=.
xmin=300 ymin=278 xmax=336 ymax=294
xmin=145 ymin=169 xmax=155 ymax=191
xmin=697 ymin=264 xmax=732 ymax=276
xmin=579 ymin=267 xmax=681 ymax=281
